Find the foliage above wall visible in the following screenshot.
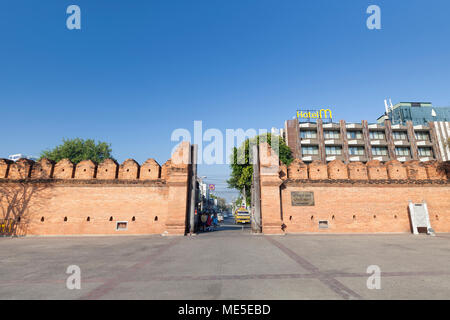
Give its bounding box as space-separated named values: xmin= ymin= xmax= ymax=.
xmin=227 ymin=133 xmax=293 ymax=204
xmin=40 ymin=138 xmax=114 ymax=165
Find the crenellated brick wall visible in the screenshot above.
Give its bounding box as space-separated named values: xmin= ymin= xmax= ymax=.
xmin=258 ymin=143 xmax=450 ymax=235
xmin=0 ymin=142 xmax=192 ymax=236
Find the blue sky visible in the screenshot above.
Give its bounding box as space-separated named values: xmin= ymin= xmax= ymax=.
xmin=1 ymin=0 xmax=450 ymax=201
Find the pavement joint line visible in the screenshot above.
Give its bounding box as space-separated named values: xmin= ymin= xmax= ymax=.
xmin=1 ymin=270 xmax=450 ymax=286
xmin=78 ymin=237 xmax=181 ymax=300
xmin=265 ymin=236 xmax=363 ymax=300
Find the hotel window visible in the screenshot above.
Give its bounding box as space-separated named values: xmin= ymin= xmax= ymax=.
xmin=349 ymin=146 xmax=365 ymax=156
xmin=369 ymin=131 xmax=385 ymax=140
xmin=395 ymin=147 xmax=410 ymax=156
xmin=347 ymin=131 xmax=362 ymax=139
xmin=324 ymin=130 xmax=340 ymax=139
xmin=325 ymin=146 xmax=342 ymax=155
xmin=393 ymin=131 xmax=408 ymax=140
xmin=302 ymin=146 xmax=319 ymax=155
xmin=418 ymin=147 xmax=433 ymax=157
xmin=300 ymin=130 xmax=317 ymax=139
xmin=372 ymin=147 xmax=388 ymax=156
xmin=414 ymin=131 xmax=430 ymax=141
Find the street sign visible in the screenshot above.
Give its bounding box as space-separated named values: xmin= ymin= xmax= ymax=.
xmin=209 ymin=184 xmax=215 ymax=191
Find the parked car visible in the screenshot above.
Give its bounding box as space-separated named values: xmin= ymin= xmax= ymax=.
xmin=217 ymin=214 xmax=224 ymax=222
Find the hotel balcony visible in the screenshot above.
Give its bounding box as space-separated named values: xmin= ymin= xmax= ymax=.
xmin=301 ymin=154 xmax=321 ymax=162
xmin=300 ymin=138 xmax=319 ymax=145
xmin=396 ymin=156 xmax=413 ymax=162
xmin=372 ymin=155 xmax=390 ymax=162
xmin=346 ymin=123 xmax=363 ymax=129
xmin=324 ymin=139 xmax=343 ymax=145
xmin=349 ymin=155 xmax=368 ymax=162
xmin=391 ymin=124 xmax=408 ymax=130
xmin=326 ymin=155 xmax=346 ymax=162
xmin=347 ymin=139 xmax=366 ymax=146
xmin=416 ymin=140 xmax=434 ymax=147
xmin=322 ymin=123 xmax=341 ymax=129
xmin=393 ymin=140 xmax=411 ymax=146
xmin=370 ymin=139 xmax=388 ymax=146
xmin=368 ymin=123 xmax=385 ymax=129
xmin=299 ymin=123 xmax=317 ymax=129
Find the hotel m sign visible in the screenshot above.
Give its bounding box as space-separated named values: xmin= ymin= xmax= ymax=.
xmin=291 ymin=191 xmax=315 ymax=206
xmin=297 ymin=109 xmax=332 ymax=121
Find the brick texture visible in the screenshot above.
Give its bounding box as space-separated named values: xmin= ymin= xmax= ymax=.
xmin=0 ymin=144 xmax=191 ymax=236
xmin=53 ymin=159 xmax=75 ymax=179
xmin=327 ymin=160 xmax=348 ymax=180
xmin=119 ymin=159 xmax=140 ymax=180
xmin=31 ymin=159 xmax=55 ymax=179
xmin=347 ymin=162 xmax=368 ymax=180
xmin=97 ymin=159 xmax=119 ymax=180
xmin=261 ymin=143 xmax=450 ymax=235
xmin=287 ymin=159 xmax=308 ymax=180
xmin=367 ymin=160 xmax=388 ymax=180
xmin=74 ymin=160 xmax=97 ymax=180
xmin=308 ymin=161 xmax=328 ymax=180
xmin=282 ymin=183 xmax=450 ymax=233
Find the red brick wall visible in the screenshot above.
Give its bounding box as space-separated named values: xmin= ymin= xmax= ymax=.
xmin=0 ymin=142 xmax=191 ymax=236
xmin=348 ymin=162 xmax=368 ymax=180
xmin=282 ymin=183 xmax=450 ymax=234
xmin=287 ymin=159 xmax=308 ymax=180
xmin=259 ymin=143 xmax=450 ymax=235
xmin=327 ymin=160 xmax=348 ymax=180
xmin=23 ymin=183 xmax=169 ymax=235
xmin=74 ymin=160 xmax=96 ymax=179
xmin=308 ymin=161 xmax=328 ymax=180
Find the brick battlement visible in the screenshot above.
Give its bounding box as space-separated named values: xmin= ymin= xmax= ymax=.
xmin=0 ymin=143 xmax=192 ymax=182
xmin=0 ymin=157 xmax=167 ymax=181
xmin=285 ymin=159 xmax=448 ymax=182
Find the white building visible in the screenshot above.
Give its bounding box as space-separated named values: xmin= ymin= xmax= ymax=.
xmin=8 ymin=154 xmax=37 ymax=162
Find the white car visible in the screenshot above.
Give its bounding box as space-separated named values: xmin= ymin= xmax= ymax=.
xmin=217 ymin=214 xmax=224 ymax=222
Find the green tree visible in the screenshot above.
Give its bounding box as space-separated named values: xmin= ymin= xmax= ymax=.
xmin=40 ymin=138 xmax=114 ymax=164
xmin=209 ymin=194 xmax=229 ymax=211
xmin=227 ymin=133 xmax=293 ymax=204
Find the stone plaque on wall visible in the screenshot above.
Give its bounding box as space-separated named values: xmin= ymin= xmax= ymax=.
xmin=291 ymin=191 xmax=315 ymax=206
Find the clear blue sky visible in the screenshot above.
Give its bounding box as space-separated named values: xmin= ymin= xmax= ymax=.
xmin=1 ymin=0 xmax=450 ymax=201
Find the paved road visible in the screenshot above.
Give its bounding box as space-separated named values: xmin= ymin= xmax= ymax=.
xmin=1 ymin=218 xmax=449 ymax=299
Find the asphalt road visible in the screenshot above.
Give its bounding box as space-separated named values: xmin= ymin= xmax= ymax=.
xmin=1 ymin=218 xmax=449 ymax=300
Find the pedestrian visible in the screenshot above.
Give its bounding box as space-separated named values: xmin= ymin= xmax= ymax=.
xmin=200 ymin=214 xmax=207 ymax=232
xmin=213 ymin=214 xmax=219 ymax=230
xmin=206 ymin=214 xmax=212 ymax=231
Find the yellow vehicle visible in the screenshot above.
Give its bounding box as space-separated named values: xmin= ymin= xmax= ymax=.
xmin=234 ymin=208 xmax=251 ymax=224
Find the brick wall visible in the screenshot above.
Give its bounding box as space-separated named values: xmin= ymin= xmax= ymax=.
xmin=0 ymin=142 xmax=191 ymax=236
xmin=282 ymin=183 xmax=450 ymax=234
xmin=258 ymin=143 xmax=450 ymax=234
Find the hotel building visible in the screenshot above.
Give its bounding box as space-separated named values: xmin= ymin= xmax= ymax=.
xmin=284 ymin=118 xmax=449 ymax=164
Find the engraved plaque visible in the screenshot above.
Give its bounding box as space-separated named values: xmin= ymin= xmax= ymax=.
xmin=291 ymin=191 xmax=315 ymax=206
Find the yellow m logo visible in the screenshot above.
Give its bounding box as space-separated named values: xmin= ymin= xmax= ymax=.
xmin=320 ymin=109 xmax=332 ymax=119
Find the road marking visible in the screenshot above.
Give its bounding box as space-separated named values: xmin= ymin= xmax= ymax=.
xmin=265 ymin=236 xmax=363 ymax=300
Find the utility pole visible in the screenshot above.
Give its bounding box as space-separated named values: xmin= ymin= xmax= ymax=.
xmin=189 ymin=144 xmax=198 ymax=235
